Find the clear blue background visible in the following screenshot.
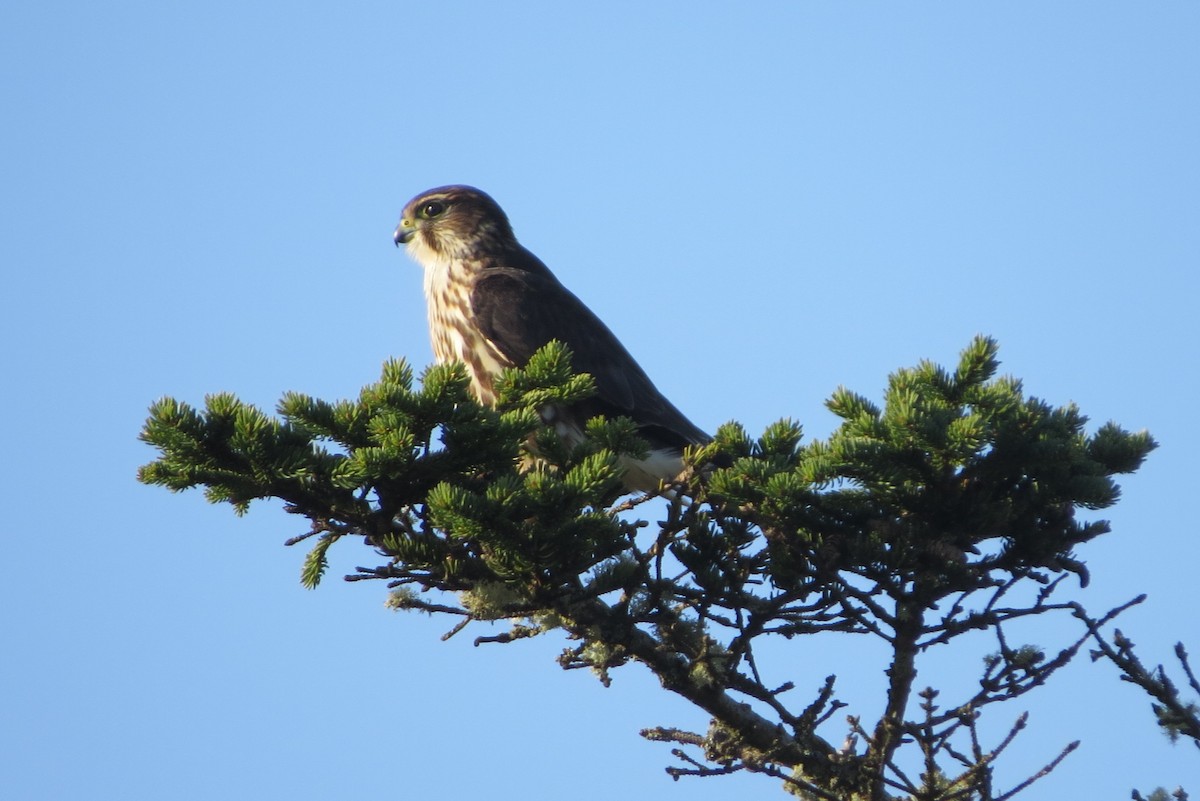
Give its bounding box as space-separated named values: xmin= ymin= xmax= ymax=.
xmin=2 ymin=2 xmax=1197 ymax=797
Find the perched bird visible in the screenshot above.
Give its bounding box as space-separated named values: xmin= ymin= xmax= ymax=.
xmin=393 ymin=185 xmax=710 ymax=492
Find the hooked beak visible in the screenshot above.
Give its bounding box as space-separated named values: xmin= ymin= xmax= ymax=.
xmin=393 ymin=220 xmax=415 ymax=247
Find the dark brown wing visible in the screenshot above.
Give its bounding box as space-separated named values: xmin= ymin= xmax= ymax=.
xmin=470 ymin=255 xmax=709 ymax=452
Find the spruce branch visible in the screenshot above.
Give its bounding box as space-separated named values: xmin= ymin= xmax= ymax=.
xmin=137 ymin=337 xmax=1165 ymax=799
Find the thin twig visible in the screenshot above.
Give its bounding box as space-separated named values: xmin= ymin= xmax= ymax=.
xmin=993 ymin=739 xmax=1079 ymax=801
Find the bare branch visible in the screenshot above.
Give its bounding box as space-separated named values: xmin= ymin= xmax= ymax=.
xmin=1082 ymin=610 xmax=1200 ymax=750
xmin=994 ymin=739 xmax=1079 ymax=801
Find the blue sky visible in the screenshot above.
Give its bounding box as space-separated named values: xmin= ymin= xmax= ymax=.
xmin=2 ymin=2 xmax=1197 ymax=798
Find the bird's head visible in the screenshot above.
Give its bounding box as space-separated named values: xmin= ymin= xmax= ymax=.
xmin=393 ymin=185 xmax=516 ymax=263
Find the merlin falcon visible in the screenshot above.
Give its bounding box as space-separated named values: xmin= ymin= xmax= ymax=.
xmin=393 ymin=185 xmax=710 ymax=492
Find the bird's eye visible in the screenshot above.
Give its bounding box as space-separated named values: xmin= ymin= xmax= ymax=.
xmin=421 ymin=201 xmax=446 ymax=219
